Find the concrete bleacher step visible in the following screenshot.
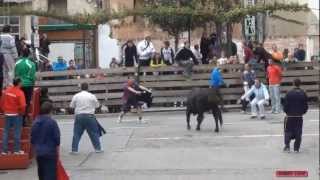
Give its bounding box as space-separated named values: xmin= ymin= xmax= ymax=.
xmin=0 ymin=153 xmax=31 ymax=170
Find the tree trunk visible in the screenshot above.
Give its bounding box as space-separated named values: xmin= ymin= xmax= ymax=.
xmin=226 ymin=22 xmax=233 ymax=57
xmin=174 ymin=33 xmax=180 ymax=52
xmin=215 ymin=22 xmax=223 ymax=46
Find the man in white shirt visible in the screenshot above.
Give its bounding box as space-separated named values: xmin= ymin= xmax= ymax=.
xmin=70 ymin=83 xmax=102 ymax=153
xmin=137 ymin=36 xmax=156 ymax=66
xmin=241 ymin=79 xmax=270 ymax=119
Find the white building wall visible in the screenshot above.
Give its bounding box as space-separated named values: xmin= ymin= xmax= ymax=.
xmin=98 ymin=24 xmax=120 ymax=68
xmin=307 ymin=0 xmax=319 ymax=60
xmin=67 ymin=0 xmax=96 ymax=14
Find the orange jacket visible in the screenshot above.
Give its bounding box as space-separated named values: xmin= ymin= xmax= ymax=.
xmin=267 ymin=64 xmax=282 ymax=85
xmin=0 ymin=86 xmax=26 ymax=115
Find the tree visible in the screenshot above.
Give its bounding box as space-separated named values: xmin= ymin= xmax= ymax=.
xmin=1 ymin=2 xmax=309 ymax=55
xmin=137 ymin=1 xmax=309 ymax=56
xmin=142 ymin=0 xmax=203 ymax=51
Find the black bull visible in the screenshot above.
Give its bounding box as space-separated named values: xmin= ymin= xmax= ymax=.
xmin=186 ymin=88 xmax=223 ymax=132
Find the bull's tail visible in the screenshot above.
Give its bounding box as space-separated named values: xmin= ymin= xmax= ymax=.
xmin=219 ymin=108 xmax=223 ymax=126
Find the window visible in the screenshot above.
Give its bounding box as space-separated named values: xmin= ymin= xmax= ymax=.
xmin=0 ymin=16 xmax=20 ymax=37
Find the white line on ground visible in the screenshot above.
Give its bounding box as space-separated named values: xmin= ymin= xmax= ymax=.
xmin=109 ymin=127 xmax=146 ymax=130
xmin=309 ymin=119 xmax=319 ymax=122
xmin=141 ymin=133 xmax=319 ymax=141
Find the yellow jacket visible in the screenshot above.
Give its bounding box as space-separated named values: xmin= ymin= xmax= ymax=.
xmin=150 ymin=59 xmax=166 ymax=68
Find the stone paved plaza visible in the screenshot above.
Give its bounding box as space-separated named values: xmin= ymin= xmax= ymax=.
xmin=0 ymin=109 xmax=318 ymax=180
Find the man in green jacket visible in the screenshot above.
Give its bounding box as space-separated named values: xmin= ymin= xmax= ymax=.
xmin=15 ymin=47 xmax=36 ymax=123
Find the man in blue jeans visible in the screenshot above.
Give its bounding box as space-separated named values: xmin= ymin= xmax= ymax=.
xmin=0 ymin=78 xmax=26 ymax=155
xmin=31 ymin=102 xmax=60 ymax=180
xmin=70 ymin=83 xmax=102 ymax=154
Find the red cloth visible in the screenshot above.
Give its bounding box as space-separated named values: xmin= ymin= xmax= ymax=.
xmin=57 ymin=159 xmax=69 ymax=180
xmin=267 ymin=64 xmax=283 ymax=85
xmin=244 ymin=47 xmax=254 ymax=63
xmin=0 ymin=86 xmax=26 ymax=114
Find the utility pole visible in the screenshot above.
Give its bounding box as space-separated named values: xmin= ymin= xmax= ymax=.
xmin=31 ymin=15 xmax=40 ymax=70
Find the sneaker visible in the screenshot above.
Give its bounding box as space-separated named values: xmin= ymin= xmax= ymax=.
xmin=260 ymin=116 xmax=266 ymax=120
xmin=240 ymin=110 xmax=246 ymax=114
xmin=138 ymin=118 xmax=147 ymax=124
xmin=283 ymin=147 xmax=290 ymax=153
xmin=13 ymin=151 xmax=24 ymax=155
xmin=117 ymin=116 xmax=122 ymax=124
xmin=1 ymin=152 xmax=8 ymax=156
xmin=117 ymin=114 xmax=123 ymax=124
xmin=95 ymin=150 xmax=104 ymax=153
xmin=294 ymin=150 xmax=300 ymax=153
xmin=250 ymin=115 xmax=257 ymax=119
xmin=69 ymin=151 xmax=79 ymax=155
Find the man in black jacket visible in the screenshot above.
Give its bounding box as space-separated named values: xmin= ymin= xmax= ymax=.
xmin=282 ymin=79 xmax=308 ymax=153
xmin=175 ymin=42 xmax=198 ymax=78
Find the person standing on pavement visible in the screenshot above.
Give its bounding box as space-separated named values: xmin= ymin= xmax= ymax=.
xmin=118 ymin=78 xmax=151 ymax=123
xmin=209 ymin=66 xmax=227 ymax=112
xmin=31 ymin=102 xmax=60 ymax=180
xmin=282 ymin=79 xmax=308 ymax=153
xmin=0 ymin=25 xmax=18 ymax=88
xmin=241 ymin=79 xmax=270 ymax=119
xmin=14 ymin=47 xmax=36 ymax=123
xmin=267 ymin=59 xmax=283 ymax=114
xmin=137 ymin=36 xmax=155 ymax=67
xmin=70 ymin=83 xmax=103 ymax=153
xmin=0 ymin=78 xmax=26 ymax=155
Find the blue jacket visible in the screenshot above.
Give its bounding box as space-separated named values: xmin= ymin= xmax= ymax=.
xmin=31 ymin=115 xmax=60 ymax=157
xmin=52 ymin=60 xmax=67 ymax=71
xmin=210 ymin=68 xmax=224 ymax=88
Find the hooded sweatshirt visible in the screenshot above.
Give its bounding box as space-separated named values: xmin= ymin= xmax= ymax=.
xmin=31 ymin=115 xmax=60 ymax=157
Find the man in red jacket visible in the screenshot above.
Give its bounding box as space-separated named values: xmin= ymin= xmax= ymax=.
xmin=267 ymin=59 xmax=283 ymax=114
xmin=0 ymin=78 xmax=26 ymax=155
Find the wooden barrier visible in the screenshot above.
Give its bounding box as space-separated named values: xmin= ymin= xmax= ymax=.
xmin=36 ymin=62 xmax=319 ymax=113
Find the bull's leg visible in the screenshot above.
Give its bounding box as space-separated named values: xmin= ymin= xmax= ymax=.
xmin=212 ymin=108 xmax=220 ymax=133
xmin=212 ymin=105 xmax=223 ymax=132
xmin=186 ymin=110 xmax=191 ymax=130
xmin=196 ymin=113 xmax=204 ymax=131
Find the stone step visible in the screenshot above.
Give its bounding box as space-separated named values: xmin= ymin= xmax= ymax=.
xmin=0 ymin=153 xmax=30 ymax=170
